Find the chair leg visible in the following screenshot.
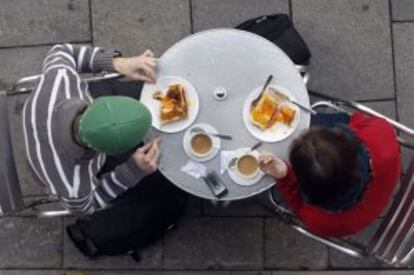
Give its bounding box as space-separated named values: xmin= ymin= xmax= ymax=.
xmin=20 ymin=197 xmax=72 ymax=218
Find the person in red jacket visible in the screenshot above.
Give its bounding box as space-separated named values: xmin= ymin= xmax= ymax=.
xmin=259 ymin=112 xmax=401 ymax=238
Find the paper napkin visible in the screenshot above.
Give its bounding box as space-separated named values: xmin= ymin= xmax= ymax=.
xmin=181 ymin=161 xmax=207 ymax=179
xmin=220 ymin=150 xmax=235 ymax=175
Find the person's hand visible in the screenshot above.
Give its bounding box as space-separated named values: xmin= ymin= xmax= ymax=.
xmin=112 ymin=50 xmax=156 ymax=83
xmin=132 ymin=138 xmax=161 ymax=174
xmin=258 ymin=153 xmax=288 ymax=179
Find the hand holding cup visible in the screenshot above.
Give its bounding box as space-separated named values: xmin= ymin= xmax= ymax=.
xmin=258 ymin=153 xmax=288 ymax=179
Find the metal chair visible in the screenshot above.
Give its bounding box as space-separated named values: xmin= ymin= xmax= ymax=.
xmin=0 ymin=90 xmax=24 ymax=216
xmin=0 ymin=72 xmax=122 ymax=218
xmin=267 ymin=90 xmax=414 ymax=267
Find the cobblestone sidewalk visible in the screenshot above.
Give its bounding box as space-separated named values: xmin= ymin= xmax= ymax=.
xmin=1 ymin=0 xmax=414 ymax=273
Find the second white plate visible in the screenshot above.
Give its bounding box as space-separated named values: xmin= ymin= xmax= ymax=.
xmin=242 ymin=84 xmax=300 ymax=143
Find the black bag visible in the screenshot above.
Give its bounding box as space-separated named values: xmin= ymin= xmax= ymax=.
xmin=67 ymin=171 xmax=187 ymax=261
xmin=236 ymin=14 xmax=311 ymax=65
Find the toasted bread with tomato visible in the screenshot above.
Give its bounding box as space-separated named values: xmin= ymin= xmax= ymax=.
xmin=153 ymin=84 xmax=188 ymax=125
xmin=250 ymin=90 xmax=296 ymax=129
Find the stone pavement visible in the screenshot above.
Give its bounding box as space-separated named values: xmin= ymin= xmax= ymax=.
xmin=1 ymin=0 xmax=414 ymax=273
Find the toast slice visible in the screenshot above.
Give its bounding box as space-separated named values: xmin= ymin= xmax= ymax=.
xmin=250 ymin=90 xmax=281 ymax=129
xmin=153 ymin=84 xmax=188 ymax=125
xmin=275 ymin=104 xmax=296 ymax=126
xmin=250 ymin=90 xmax=296 ymax=129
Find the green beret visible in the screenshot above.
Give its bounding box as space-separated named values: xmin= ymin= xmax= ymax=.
xmin=77 ymin=96 xmax=152 ymax=155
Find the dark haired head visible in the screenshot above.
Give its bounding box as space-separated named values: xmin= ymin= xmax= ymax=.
xmin=289 ymin=127 xmax=361 ymax=209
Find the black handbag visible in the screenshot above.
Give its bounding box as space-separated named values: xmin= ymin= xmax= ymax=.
xmin=236 ymin=14 xmax=311 ymax=65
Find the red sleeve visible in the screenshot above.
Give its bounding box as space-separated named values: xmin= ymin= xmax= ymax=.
xmin=276 ymin=163 xmax=304 ymax=212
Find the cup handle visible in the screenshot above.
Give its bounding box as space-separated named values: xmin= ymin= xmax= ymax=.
xmin=228 ymin=157 xmax=238 ymax=170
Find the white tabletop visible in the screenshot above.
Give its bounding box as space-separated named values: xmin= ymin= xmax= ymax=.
xmin=143 ymin=29 xmax=310 ymax=201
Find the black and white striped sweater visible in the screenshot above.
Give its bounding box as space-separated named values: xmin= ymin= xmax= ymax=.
xmin=23 ymin=44 xmax=147 ymax=215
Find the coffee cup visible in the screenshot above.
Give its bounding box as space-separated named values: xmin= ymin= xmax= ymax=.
xmin=234 ymin=153 xmax=260 ymax=179
xmin=190 ymin=132 xmax=213 ymax=157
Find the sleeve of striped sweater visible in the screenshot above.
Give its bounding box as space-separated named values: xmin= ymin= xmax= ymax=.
xmin=42 ymin=43 xmax=119 ymax=74
xmin=91 ymin=157 xmax=149 ymax=212
xmin=64 ymin=157 xmax=149 ymax=215
xmin=40 ymin=44 xmax=148 ymax=215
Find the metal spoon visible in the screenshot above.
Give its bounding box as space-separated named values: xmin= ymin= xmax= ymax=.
xmin=272 ymin=89 xmax=316 ymax=115
xmin=250 ymin=141 xmax=263 ymax=152
xmin=190 ymin=127 xmax=232 ymax=140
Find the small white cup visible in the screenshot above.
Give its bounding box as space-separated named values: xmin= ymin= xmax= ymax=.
xmin=190 ymin=132 xmax=214 ymax=157
xmin=231 ymin=153 xmax=260 ymax=179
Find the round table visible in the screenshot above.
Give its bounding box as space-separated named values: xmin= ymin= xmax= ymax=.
xmin=143 ymin=29 xmax=310 ymax=201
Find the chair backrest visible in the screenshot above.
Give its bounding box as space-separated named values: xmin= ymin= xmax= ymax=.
xmin=367 ymin=156 xmax=414 ymax=265
xmin=0 ymin=91 xmax=24 ymax=216
xmin=287 ymin=98 xmax=414 ymax=266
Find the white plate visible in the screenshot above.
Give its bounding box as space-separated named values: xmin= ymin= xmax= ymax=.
xmin=141 ymin=75 xmax=200 ymax=133
xmin=183 ymin=123 xmax=221 ymax=162
xmin=242 ymin=85 xmax=300 ymax=143
xmin=227 ymin=148 xmax=265 ymax=186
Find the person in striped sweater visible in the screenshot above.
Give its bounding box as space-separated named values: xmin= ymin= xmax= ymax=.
xmin=23 ymin=43 xmax=162 ymax=215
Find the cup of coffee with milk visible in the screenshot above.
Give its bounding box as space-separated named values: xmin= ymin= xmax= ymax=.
xmin=229 ymin=151 xmax=261 ymax=179
xmin=190 ymin=132 xmax=213 ymax=157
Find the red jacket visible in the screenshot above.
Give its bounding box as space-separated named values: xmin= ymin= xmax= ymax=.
xmin=277 ymin=112 xmax=401 ymax=237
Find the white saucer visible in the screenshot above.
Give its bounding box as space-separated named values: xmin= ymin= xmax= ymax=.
xmin=183 ymin=123 xmax=221 ymax=162
xmin=227 ymin=148 xmax=265 ymax=186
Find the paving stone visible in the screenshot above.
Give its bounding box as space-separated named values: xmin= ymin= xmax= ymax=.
xmin=185 ymin=195 xmax=202 ymax=216
xmin=164 ymin=217 xmax=263 ymax=270
xmin=394 ymin=23 xmax=414 ymax=129
xmin=65 ymin=272 xmax=231 ymax=275
xmin=391 ymin=0 xmax=414 ymax=21
xmin=292 ymin=0 xmax=394 ymax=101
xmin=0 ymin=46 xmax=49 ymax=87
xmin=63 ymin=218 xmax=163 ymax=270
xmin=270 ymin=272 xmax=414 ymax=275
xmin=192 ymin=0 xmax=289 ymax=32
xmin=264 ymin=217 xmax=328 ymax=269
xmin=0 ymin=271 xmax=62 ymax=275
xmin=0 ymin=217 xmax=62 ymax=268
xmin=393 ymin=23 xmax=414 ymax=172
xmin=329 ymin=218 xmax=390 ymax=269
xmin=0 ymin=0 xmax=90 ymax=47
xmin=361 ymin=100 xmax=397 ymax=119
xmin=65 ymin=271 xmax=271 ymax=275
xmin=91 ymin=0 xmax=191 ymax=56
xmin=203 ymin=196 xmax=271 ymax=216
xmin=7 ymin=94 xmax=48 ymax=196
xmin=230 ymin=272 xmax=271 ymax=275
xmin=58 ymin=272 xmax=414 ymax=275
xmin=65 ymin=272 xmax=268 ymax=275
